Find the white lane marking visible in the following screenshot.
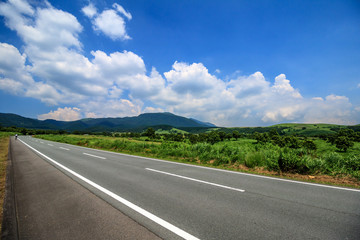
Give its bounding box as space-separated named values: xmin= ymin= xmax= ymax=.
xmin=48 ymin=144 xmax=54 ymax=146
xmin=60 ymin=147 xmax=70 ymax=151
xmin=146 ymin=168 xmax=245 ymax=193
xmin=83 ymin=153 xmax=106 ymax=159
xmin=19 ymin=139 xmax=199 ymax=240
xmin=30 ymin=137 xmax=360 ymax=193
xmin=40 ymin=141 xmax=44 ymax=144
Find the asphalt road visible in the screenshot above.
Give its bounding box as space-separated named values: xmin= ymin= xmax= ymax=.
xmin=17 ymin=136 xmax=360 ymax=239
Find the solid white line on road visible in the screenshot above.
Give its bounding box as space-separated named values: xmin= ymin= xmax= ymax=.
xmin=83 ymin=153 xmax=106 ymax=159
xmin=60 ymin=147 xmax=70 ymax=151
xmin=19 ymin=139 xmax=200 ymax=240
xmin=146 ymin=168 xmax=245 ymax=193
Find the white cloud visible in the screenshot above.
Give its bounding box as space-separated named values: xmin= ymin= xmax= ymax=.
xmin=312 ymin=97 xmax=324 ymax=101
xmin=303 ymin=95 xmax=356 ymax=125
xmin=164 ymin=62 xmax=224 ymax=96
xmin=93 ymin=9 xmax=130 ymax=40
xmin=228 ymin=71 xmax=269 ymax=99
xmin=144 ymin=107 xmax=165 ymax=113
xmin=272 ymin=74 xmax=301 ymax=98
xmin=0 ymin=42 xmax=67 ymax=105
xmin=113 ymin=3 xmax=132 ymax=20
xmin=82 ymin=3 xmax=97 ymax=18
xmin=0 ymin=0 xmax=34 ymax=31
xmin=83 ymin=3 xmax=132 ymax=41
xmin=80 ymin=99 xmax=142 ymax=118
xmin=0 ymin=42 xmax=32 ymax=87
xmin=91 ymin=50 xmax=145 ymax=76
xmin=0 ymin=1 xmax=143 ymax=105
xmin=38 ymin=107 xmax=81 ymax=121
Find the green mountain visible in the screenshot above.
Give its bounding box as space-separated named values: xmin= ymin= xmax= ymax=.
xmin=0 ymin=112 xmax=216 ymax=132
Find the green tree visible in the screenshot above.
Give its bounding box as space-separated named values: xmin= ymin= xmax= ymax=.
xmin=232 ymin=130 xmax=241 ymax=140
xmin=206 ymin=132 xmax=221 ymax=145
xmin=189 ymin=134 xmax=199 ymax=144
xmin=254 ymin=132 xmax=268 ymax=144
xmin=144 ymin=128 xmax=156 ymax=139
xmin=335 ymin=136 xmax=354 ymax=152
xmin=303 ymin=139 xmax=317 ymax=151
xmin=218 ymin=131 xmax=227 ymax=141
xmin=268 ymin=129 xmax=279 ymax=139
xmin=284 ymin=136 xmax=300 ymax=149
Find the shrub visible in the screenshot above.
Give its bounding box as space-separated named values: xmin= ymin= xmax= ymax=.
xmin=324 ymin=152 xmax=342 ymax=171
xmin=344 ymin=155 xmax=360 ymax=171
xmin=335 ymin=136 xmax=354 ymax=152
xmin=245 ymin=152 xmax=264 ymax=168
xmin=278 ymin=149 xmax=302 ymax=172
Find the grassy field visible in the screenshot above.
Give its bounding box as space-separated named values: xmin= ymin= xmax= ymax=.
xmin=0 ymin=132 xmax=14 ymax=232
xmin=36 ymin=134 xmax=360 ymax=188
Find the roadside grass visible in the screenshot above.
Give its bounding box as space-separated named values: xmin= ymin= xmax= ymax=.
xmin=35 ymin=134 xmax=360 ymax=188
xmin=0 ymin=132 xmax=14 ymax=232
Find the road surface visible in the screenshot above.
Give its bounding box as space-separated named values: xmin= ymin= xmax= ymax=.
xmin=14 ymin=136 xmax=360 ymax=239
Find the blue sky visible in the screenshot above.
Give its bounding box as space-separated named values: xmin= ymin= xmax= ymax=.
xmin=0 ymin=0 xmax=359 ymax=127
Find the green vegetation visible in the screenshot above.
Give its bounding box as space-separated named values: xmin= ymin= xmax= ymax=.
xmin=35 ymin=126 xmax=360 ymax=186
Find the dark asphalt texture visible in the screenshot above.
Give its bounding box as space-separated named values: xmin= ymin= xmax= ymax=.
xmin=1 ymin=137 xmax=162 ymax=240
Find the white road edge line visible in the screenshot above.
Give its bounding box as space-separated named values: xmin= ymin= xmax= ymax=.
xmin=83 ymin=153 xmax=106 ymax=160
xmin=146 ymin=168 xmax=245 ymax=193
xmin=19 ymin=139 xmax=200 ymax=240
xmin=30 ymin=137 xmax=360 ymax=193
xmin=59 ymin=147 xmax=70 ymax=151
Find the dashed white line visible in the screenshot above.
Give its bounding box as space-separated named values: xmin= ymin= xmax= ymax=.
xmin=146 ymin=168 xmax=245 ymax=193
xmin=48 ymin=144 xmax=54 ymax=146
xmin=19 ymin=139 xmax=199 ymax=240
xmin=59 ymin=147 xmax=70 ymax=151
xmin=83 ymin=153 xmax=106 ymax=159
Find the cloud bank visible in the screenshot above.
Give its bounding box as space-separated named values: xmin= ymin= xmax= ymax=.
xmin=0 ymin=0 xmax=359 ymax=126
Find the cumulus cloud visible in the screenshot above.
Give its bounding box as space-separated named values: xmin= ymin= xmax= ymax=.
xmin=81 ymin=3 xmax=97 ymax=18
xmin=0 ymin=0 xmax=145 ymax=104
xmin=272 ymin=74 xmax=301 ymax=98
xmin=38 ymin=107 xmax=81 ymax=121
xmin=0 ymin=42 xmax=66 ymax=105
xmin=82 ymin=2 xmax=131 ymax=40
xmin=79 ymin=99 xmax=142 ymax=118
xmin=164 ymin=62 xmax=223 ymax=96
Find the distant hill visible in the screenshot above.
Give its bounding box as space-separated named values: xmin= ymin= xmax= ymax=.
xmin=0 ymin=112 xmax=216 ymax=132
xmin=217 ymin=123 xmax=360 ymax=136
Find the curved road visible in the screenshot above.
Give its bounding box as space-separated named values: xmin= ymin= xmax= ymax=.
xmin=11 ymin=136 xmax=360 ymax=239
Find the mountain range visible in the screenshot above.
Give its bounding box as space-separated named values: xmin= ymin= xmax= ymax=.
xmin=0 ymin=112 xmax=216 ymax=132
